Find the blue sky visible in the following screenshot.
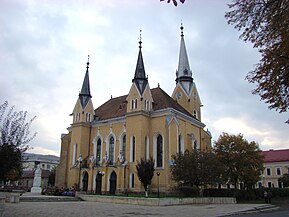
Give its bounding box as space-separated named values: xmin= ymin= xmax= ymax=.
xmin=0 ymin=0 xmax=288 ymax=156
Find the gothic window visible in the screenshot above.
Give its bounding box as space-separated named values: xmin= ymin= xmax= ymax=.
xmin=75 ymin=113 xmax=80 ymax=123
xmin=156 ymin=135 xmax=163 ymax=167
xmin=193 ymin=110 xmax=197 ymax=119
xmin=122 ymin=134 xmax=126 ymax=161
xmin=193 ymin=140 xmax=198 ymax=150
xmin=145 ymin=100 xmax=150 ymax=110
xmin=96 ymin=138 xmax=101 ymax=162
xmin=131 ymin=100 xmax=134 ymax=110
xmin=184 ymin=68 xmax=188 ymax=75
xmin=131 ymin=136 xmax=136 ymax=162
xmin=145 ymin=136 xmax=149 ymax=160
xmin=178 ymin=134 xmax=182 ymax=154
xmin=109 ymin=136 xmax=114 ymax=165
xmin=130 ymin=173 xmax=135 ymax=188
xmin=135 ymin=99 xmax=138 ymax=109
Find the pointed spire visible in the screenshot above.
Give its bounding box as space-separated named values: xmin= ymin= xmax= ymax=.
xmin=176 ymin=23 xmax=193 ymax=95
xmin=132 ymin=30 xmax=148 ymax=95
xmin=79 ymin=55 xmax=92 ymax=108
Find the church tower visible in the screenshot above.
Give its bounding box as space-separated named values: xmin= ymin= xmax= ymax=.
xmin=127 ymin=31 xmax=153 ymax=113
xmin=172 ymin=24 xmax=202 ymax=121
xmin=72 ymin=56 xmax=95 ymax=124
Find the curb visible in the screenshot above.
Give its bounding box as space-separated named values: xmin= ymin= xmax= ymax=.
xmin=217 ymin=204 xmax=279 ymax=216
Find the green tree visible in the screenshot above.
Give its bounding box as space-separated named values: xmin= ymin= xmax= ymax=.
xmin=171 ymin=149 xmax=223 ymax=188
xmin=225 ymin=1 xmax=289 ymax=122
xmin=0 ymin=101 xmax=37 ymax=183
xmin=48 ymin=168 xmax=56 ymax=186
xmin=136 ymin=157 xmax=155 ymax=197
xmin=214 ymin=133 xmax=264 ymax=189
xmin=278 ymin=173 xmax=289 ymax=188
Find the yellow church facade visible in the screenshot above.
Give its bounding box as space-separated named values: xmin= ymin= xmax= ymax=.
xmin=56 ymin=25 xmax=212 ymax=194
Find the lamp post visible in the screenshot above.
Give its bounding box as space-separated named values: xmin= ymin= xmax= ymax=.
xmin=78 ymin=154 xmax=83 ymax=191
xmin=157 ymin=172 xmax=160 ymax=198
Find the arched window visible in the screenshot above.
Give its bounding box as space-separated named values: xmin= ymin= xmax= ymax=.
xmin=130 ymin=173 xmax=135 ymax=188
xmin=193 ymin=139 xmax=199 ymax=150
xmin=109 ymin=136 xmax=114 ymax=165
xmin=178 ymin=134 xmax=182 ymax=154
xmin=132 ymin=136 xmax=136 ymax=162
xmin=145 ymin=136 xmax=149 ymax=160
xmin=193 ymin=110 xmax=198 ymax=119
xmin=122 ymin=134 xmax=126 ymax=161
xmin=96 ymin=138 xmax=101 ymax=162
xmin=157 ymin=135 xmax=163 ymax=167
xmin=135 ymin=99 xmax=138 ymax=109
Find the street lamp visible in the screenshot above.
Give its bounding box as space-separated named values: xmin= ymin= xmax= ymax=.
xmin=157 ymin=172 xmax=160 ymax=198
xmin=78 ymin=154 xmax=83 ymax=191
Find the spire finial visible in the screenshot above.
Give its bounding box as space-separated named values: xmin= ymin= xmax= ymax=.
xmin=86 ymin=55 xmax=90 ymax=70
xmin=139 ymin=30 xmax=142 ymax=49
xmin=180 ymin=21 xmax=184 ymax=37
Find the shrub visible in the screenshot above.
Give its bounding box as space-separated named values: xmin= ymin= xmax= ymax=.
xmin=174 ymin=186 xmax=200 ymax=197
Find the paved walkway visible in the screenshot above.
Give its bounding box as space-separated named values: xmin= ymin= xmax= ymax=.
xmin=2 ymin=201 xmax=276 ymax=217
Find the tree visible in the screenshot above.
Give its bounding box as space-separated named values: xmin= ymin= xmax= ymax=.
xmin=136 ymin=157 xmax=155 ymax=197
xmin=171 ymin=149 xmax=223 ymax=188
xmin=48 ymin=168 xmax=56 ymax=186
xmin=225 ymin=1 xmax=289 ymax=122
xmin=279 ymin=173 xmax=289 ymax=188
xmin=160 ymin=0 xmax=185 ymax=7
xmin=214 ymin=133 xmax=264 ymax=189
xmin=0 ymin=101 xmax=37 ymax=183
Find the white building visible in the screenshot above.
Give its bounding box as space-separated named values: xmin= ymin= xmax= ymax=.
xmin=22 ymin=153 xmax=59 ymax=171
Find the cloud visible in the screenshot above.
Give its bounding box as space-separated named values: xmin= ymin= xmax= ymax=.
xmin=27 ymin=146 xmax=59 ymax=156
xmin=1 ymin=0 xmax=288 ymax=157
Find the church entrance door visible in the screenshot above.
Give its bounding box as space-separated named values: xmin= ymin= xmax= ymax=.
xmin=95 ymin=172 xmax=103 ymax=194
xmin=82 ymin=171 xmax=88 ymax=192
xmin=109 ymin=171 xmax=117 ymax=195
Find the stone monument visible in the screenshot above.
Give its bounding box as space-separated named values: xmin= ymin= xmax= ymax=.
xmin=31 ymin=164 xmax=42 ymax=194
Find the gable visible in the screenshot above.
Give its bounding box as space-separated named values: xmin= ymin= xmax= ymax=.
xmin=94 ymin=87 xmax=195 ymax=121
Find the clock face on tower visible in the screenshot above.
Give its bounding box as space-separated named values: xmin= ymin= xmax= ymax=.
xmin=176 ymin=92 xmax=182 ymax=100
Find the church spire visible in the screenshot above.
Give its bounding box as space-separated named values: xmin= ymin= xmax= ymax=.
xmin=176 ymin=23 xmax=193 ymax=95
xmin=79 ymin=55 xmax=92 ymax=108
xmin=132 ymin=30 xmax=148 ymax=95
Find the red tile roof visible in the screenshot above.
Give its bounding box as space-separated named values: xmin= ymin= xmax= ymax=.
xmin=262 ymin=149 xmax=289 ymax=163
xmin=94 ymin=87 xmax=194 ymax=121
xmin=21 ymin=170 xmax=51 ymax=179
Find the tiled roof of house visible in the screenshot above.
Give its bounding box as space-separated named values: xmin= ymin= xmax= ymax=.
xmin=94 ymin=87 xmax=194 ymax=121
xmin=21 ymin=170 xmax=51 ymax=179
xmin=262 ymin=149 xmax=289 ymax=163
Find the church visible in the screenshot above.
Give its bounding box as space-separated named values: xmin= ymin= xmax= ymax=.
xmin=55 ymin=25 xmax=212 ymax=194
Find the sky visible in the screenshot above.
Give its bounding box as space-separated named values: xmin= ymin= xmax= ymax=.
xmin=0 ymin=0 xmax=288 ymax=156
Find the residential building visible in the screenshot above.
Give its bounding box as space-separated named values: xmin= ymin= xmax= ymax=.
xmin=258 ymin=149 xmax=289 ymax=188
xmin=22 ymin=153 xmax=60 ymax=171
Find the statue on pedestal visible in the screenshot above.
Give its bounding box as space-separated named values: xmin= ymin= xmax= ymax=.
xmin=31 ymin=164 xmax=42 ymax=194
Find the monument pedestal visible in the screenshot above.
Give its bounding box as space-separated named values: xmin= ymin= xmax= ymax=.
xmin=31 ymin=187 xmax=42 ymax=194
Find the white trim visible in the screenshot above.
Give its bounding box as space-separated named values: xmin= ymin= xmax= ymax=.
xmin=72 ymin=143 xmax=77 ymax=166
xmin=276 ymin=167 xmax=282 ymax=176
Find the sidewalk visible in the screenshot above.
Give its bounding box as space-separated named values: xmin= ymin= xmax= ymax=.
xmin=2 ymin=201 xmax=278 ymax=217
